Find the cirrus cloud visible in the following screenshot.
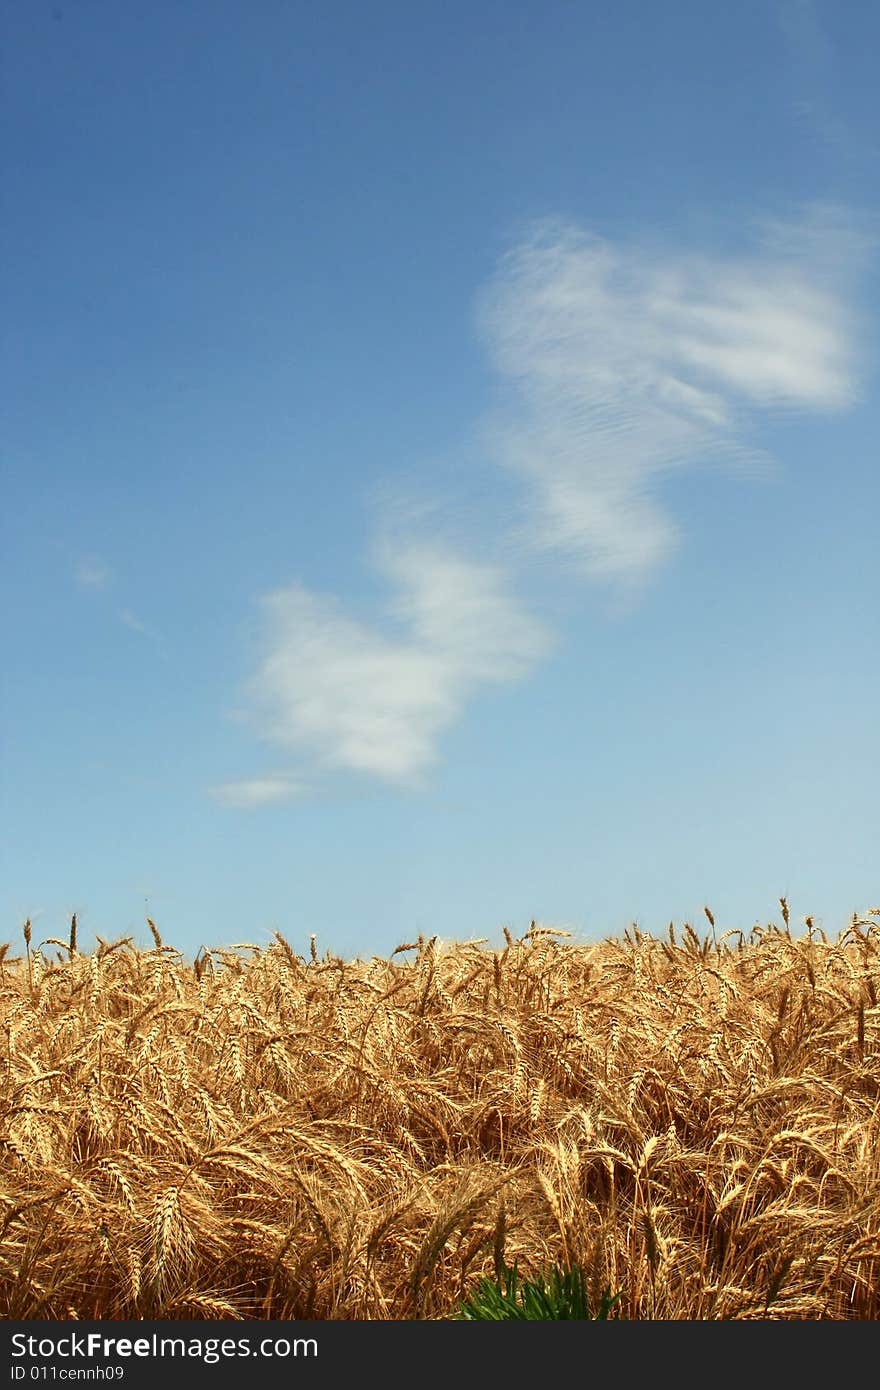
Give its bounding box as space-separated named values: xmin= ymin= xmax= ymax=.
xmin=220 ymin=206 xmax=870 ymax=801
xmin=476 ymin=209 xmax=867 ymax=584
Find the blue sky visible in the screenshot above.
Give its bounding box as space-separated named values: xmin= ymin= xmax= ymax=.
xmin=3 ymin=0 xmax=878 ymax=961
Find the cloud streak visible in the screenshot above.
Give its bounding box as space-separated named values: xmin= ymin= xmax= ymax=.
xmin=240 ymin=544 xmax=553 ymax=785
xmin=75 ymin=558 xmax=111 ymax=590
xmin=120 ymin=608 xmax=148 ymax=634
xmin=477 ymin=212 xmax=865 ymax=584
xmin=208 ymin=775 xmax=307 ymax=809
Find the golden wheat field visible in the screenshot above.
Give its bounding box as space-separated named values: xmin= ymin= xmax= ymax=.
xmin=1 ymin=901 xmax=879 ymax=1321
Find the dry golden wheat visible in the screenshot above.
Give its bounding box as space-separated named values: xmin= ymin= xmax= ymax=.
xmin=1 ymin=906 xmax=878 ymax=1318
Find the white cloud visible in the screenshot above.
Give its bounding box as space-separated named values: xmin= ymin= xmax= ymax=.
xmin=75 ymin=558 xmax=110 ymax=590
xmin=208 ymin=775 xmax=307 ymax=809
xmin=476 ymin=213 xmax=865 ymax=584
xmin=120 ymin=608 xmax=147 ymax=633
xmin=242 ymin=545 xmax=553 ymax=783
xmin=222 ymin=207 xmax=868 ymax=798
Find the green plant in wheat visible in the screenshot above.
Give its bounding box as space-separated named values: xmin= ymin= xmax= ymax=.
xmin=453 ymin=1262 xmax=621 ymax=1320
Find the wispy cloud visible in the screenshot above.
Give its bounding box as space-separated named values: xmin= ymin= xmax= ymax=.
xmin=120 ymin=608 xmax=147 ymax=634
xmin=476 ymin=211 xmax=866 ymax=585
xmin=224 ymin=206 xmax=868 ymax=797
xmin=208 ymin=775 xmax=307 ymax=809
xmin=777 ymin=0 xmax=834 ymax=117
xmin=240 ymin=544 xmax=553 ymax=784
xmin=75 ymin=557 xmax=111 ymax=590
xmin=775 ymin=1 xmax=873 ymax=165
xmin=118 ymin=608 xmax=167 ymax=651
